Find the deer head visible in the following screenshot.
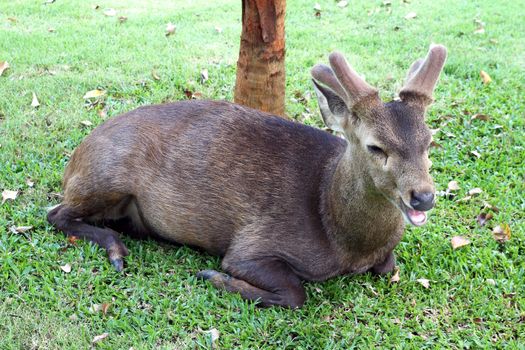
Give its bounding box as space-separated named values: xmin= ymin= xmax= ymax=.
xmin=312 ymin=44 xmax=447 ymax=226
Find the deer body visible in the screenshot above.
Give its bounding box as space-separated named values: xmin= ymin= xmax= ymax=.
xmin=48 ymin=45 xmax=447 ymax=307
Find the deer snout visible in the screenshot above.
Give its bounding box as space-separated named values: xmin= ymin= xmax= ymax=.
xmin=410 ymin=191 xmax=435 ymax=211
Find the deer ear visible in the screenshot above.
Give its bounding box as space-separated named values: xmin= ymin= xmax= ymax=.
xmin=312 ymin=79 xmax=348 ymax=133
xmin=400 ymin=44 xmax=447 ymax=106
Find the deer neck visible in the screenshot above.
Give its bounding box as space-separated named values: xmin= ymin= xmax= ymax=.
xmin=320 ymin=144 xmax=405 ymax=260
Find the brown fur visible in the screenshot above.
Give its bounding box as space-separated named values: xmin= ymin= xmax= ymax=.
xmin=48 ymin=46 xmax=447 ymax=307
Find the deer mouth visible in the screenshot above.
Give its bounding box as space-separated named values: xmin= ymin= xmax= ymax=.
xmin=399 ymin=201 xmax=428 ymax=226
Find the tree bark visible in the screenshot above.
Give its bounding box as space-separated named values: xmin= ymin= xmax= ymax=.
xmin=234 ymin=0 xmax=286 ymax=117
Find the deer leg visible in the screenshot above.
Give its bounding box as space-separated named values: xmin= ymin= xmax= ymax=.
xmin=47 ymin=205 xmax=129 ymax=271
xmin=197 ymin=258 xmax=306 ymax=308
xmin=369 ymin=251 xmax=396 ymax=275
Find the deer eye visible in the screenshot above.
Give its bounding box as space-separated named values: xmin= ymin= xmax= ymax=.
xmin=367 ymin=145 xmax=386 ymax=157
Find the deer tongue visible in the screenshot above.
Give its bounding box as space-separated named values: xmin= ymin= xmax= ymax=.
xmin=407 ymin=208 xmax=427 ymax=226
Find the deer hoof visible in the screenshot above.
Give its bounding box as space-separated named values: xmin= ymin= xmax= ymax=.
xmin=196 ymin=269 xmax=230 ymax=281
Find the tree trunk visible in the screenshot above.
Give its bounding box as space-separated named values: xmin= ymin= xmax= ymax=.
xmin=234 ymin=0 xmax=286 ymax=117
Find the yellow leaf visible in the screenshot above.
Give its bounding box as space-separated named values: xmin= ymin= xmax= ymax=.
xmin=83 ymin=89 xmax=106 ymax=99
xmin=480 ymin=70 xmax=492 ymax=84
xmin=451 ymin=236 xmax=470 ymax=250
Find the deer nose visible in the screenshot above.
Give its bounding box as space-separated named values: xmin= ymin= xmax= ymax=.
xmin=410 ymin=191 xmax=435 ymax=211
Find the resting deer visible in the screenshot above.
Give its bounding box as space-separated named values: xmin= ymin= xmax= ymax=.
xmin=48 ymin=44 xmax=447 ymax=308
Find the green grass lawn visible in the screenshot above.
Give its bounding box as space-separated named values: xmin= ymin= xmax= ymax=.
xmin=1 ymin=0 xmax=524 ymax=348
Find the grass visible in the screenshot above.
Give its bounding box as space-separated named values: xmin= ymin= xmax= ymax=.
xmin=1 ymin=0 xmax=524 ymax=348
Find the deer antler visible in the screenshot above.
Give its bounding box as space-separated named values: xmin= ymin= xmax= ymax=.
xmin=400 ymin=44 xmax=447 ymax=104
xmin=328 ymin=52 xmax=378 ymax=101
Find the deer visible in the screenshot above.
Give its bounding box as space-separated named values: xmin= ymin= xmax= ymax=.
xmin=47 ymin=44 xmax=447 ymax=308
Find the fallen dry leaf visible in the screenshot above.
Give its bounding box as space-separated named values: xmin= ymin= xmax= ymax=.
xmin=483 ymin=201 xmax=500 ymax=212
xmin=118 ymin=16 xmax=128 ymax=23
xmin=0 ymin=61 xmax=9 ymax=76
xmin=92 ymin=333 xmax=109 ymax=344
xmin=165 ymin=22 xmax=176 ymax=36
xmin=2 ymin=190 xmax=18 ymax=204
xmin=89 ymin=304 xmax=102 ymax=313
xmin=192 ymin=91 xmax=203 ymax=99
xmin=60 ymin=263 xmax=72 ymax=273
xmin=480 ymin=70 xmax=492 ymax=84
xmin=80 ymin=120 xmax=93 ymax=127
xmin=417 ymin=278 xmax=430 ymax=288
xmin=468 ymin=188 xmax=483 ymax=196
xmin=31 ymin=92 xmax=40 ymax=107
xmin=48 ymin=27 xmax=55 ymax=32
xmin=10 ymin=225 xmax=33 ymax=234
xmin=103 ymin=8 xmax=117 ymax=17
xmin=67 ymin=235 xmax=79 ymax=245
xmin=473 ymin=27 xmax=485 ymax=34
xmin=430 ymin=141 xmax=443 ymax=149
xmin=215 ymin=26 xmax=223 ymax=33
xmin=493 ymin=224 xmax=511 ymax=243
xmin=314 ymin=3 xmax=322 ymax=17
xmin=477 ymin=212 xmax=493 ymax=227
xmin=404 ymin=12 xmax=417 ymax=20
xmin=473 ymin=18 xmax=485 ymax=34
xmin=26 ymin=179 xmax=34 ymax=187
xmin=206 ymin=328 xmax=220 ymax=343
xmin=200 ymin=69 xmax=209 ymax=83
xmin=7 ymin=17 xmax=17 ymax=22
xmin=151 ymin=69 xmax=160 ymax=81
xmin=447 ymin=180 xmax=460 ymax=192
xmin=457 ymin=195 xmax=472 ymax=202
xmin=337 ymin=1 xmax=348 ymax=8
xmin=83 ymin=89 xmax=106 ymax=99
xmin=390 ymin=267 xmax=400 ymax=283
xmin=471 ymin=114 xmax=490 ymax=121
xmin=101 ymin=303 xmax=111 ymax=315
xmin=470 ymin=150 xmax=481 ymax=158
xmin=97 ymin=108 xmax=108 ymax=118
xmin=451 ymin=236 xmax=470 ymax=250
